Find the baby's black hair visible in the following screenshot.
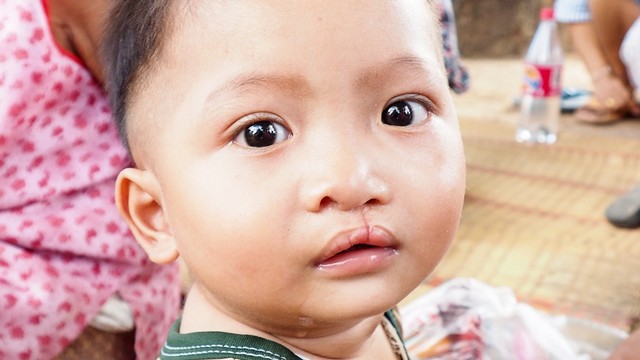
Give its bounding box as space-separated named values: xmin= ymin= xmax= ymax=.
xmin=101 ymin=0 xmax=177 ymax=152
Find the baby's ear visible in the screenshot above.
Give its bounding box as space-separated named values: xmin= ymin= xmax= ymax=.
xmin=115 ymin=168 xmax=178 ymax=264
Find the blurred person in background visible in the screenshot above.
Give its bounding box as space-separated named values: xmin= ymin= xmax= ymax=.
xmin=554 ymin=1 xmax=640 ymax=231
xmin=554 ymin=0 xmax=640 ymax=124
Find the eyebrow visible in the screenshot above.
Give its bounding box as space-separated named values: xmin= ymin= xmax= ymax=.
xmin=205 ymin=55 xmax=438 ymax=102
xmin=357 ymin=55 xmax=439 ymax=88
xmin=205 ymin=72 xmax=313 ymax=103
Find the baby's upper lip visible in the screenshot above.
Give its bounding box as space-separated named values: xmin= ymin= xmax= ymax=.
xmin=315 ymin=225 xmax=397 ymax=264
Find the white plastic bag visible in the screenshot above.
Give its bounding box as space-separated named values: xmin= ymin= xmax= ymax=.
xmin=400 ymin=278 xmax=627 ymax=360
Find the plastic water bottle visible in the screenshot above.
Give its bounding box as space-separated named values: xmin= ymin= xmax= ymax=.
xmin=516 ymin=7 xmax=563 ymax=144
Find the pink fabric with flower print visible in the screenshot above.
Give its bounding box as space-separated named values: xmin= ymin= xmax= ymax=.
xmin=0 ymin=0 xmax=180 ymax=359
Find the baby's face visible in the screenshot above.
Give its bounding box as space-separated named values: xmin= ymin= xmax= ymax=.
xmin=128 ymin=0 xmax=465 ymax=333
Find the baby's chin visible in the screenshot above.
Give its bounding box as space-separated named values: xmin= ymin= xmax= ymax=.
xmin=194 ymin=293 xmax=400 ymax=337
xmin=246 ymin=307 xmax=395 ymax=341
xmin=280 ymin=288 xmax=416 ymax=328
xmin=268 ymin=272 xmax=430 ymax=330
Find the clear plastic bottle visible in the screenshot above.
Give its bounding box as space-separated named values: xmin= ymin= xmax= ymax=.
xmin=516 ymin=7 xmax=563 ymax=144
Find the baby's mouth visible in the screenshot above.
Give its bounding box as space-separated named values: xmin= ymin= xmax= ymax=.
xmin=339 ymin=243 xmax=376 ymax=253
xmin=315 ymin=226 xmax=398 ymax=273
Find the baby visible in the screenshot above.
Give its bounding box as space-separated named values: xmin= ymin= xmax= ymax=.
xmin=102 ymin=1 xmax=466 ymax=359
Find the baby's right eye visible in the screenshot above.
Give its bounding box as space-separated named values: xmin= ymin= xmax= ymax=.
xmin=233 ymin=120 xmax=291 ymax=148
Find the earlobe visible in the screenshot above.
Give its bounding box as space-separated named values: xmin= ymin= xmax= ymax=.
xmin=115 ymin=168 xmax=179 ymax=264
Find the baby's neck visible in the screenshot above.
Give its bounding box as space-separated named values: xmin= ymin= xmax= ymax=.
xmin=180 ymin=286 xmax=399 ymax=360
xmin=281 ymin=321 xmax=399 ymax=360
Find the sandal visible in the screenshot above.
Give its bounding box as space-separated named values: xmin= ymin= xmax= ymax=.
xmin=574 ymin=97 xmax=629 ymax=125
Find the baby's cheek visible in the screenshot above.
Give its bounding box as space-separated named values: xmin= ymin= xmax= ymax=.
xmin=410 ymin=182 xmax=463 ymax=252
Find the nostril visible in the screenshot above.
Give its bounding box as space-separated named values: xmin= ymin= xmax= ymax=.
xmin=365 ymin=198 xmax=381 ymax=206
xmin=319 ymin=196 xmax=333 ymax=209
xmin=317 ymin=196 xmax=382 ymax=211
xmin=306 ymin=174 xmax=390 ymax=212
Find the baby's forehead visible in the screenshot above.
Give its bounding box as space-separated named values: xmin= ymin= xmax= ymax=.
xmin=146 ymin=3 xmax=442 ymax=92
xmin=139 ymin=0 xmax=441 ymax=79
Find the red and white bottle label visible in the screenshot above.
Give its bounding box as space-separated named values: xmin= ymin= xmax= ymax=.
xmin=522 ymin=64 xmax=562 ymax=97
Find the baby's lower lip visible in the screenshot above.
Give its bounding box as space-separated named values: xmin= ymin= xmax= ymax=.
xmin=316 ymin=246 xmax=398 ymax=276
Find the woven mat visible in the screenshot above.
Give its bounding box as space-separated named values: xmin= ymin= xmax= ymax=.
xmin=421 ymin=119 xmax=640 ymax=330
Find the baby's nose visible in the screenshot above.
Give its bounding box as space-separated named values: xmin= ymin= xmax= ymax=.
xmin=300 ymin=143 xmax=391 ymax=213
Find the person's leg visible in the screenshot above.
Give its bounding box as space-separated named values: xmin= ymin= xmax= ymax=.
xmin=589 ymin=0 xmax=640 ymax=83
xmin=594 ymin=2 xmax=640 ymax=228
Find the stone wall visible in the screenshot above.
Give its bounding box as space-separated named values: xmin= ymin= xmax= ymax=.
xmin=453 ymin=0 xmax=572 ymax=58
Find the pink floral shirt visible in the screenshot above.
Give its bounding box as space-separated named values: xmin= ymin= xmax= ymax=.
xmin=0 ymin=1 xmax=181 ymax=359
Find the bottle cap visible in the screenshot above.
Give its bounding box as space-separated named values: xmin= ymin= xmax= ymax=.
xmin=540 ymin=7 xmax=554 ymax=20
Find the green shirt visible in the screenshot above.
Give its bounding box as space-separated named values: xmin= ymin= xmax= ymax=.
xmin=159 ymin=310 xmax=408 ymax=360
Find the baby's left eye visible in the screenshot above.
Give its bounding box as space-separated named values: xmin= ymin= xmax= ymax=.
xmin=381 ymin=100 xmax=430 ymax=127
xmin=234 ymin=120 xmax=290 ymax=148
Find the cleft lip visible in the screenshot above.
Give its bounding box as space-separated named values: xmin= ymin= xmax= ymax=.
xmin=315 ymin=225 xmax=397 ymax=265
